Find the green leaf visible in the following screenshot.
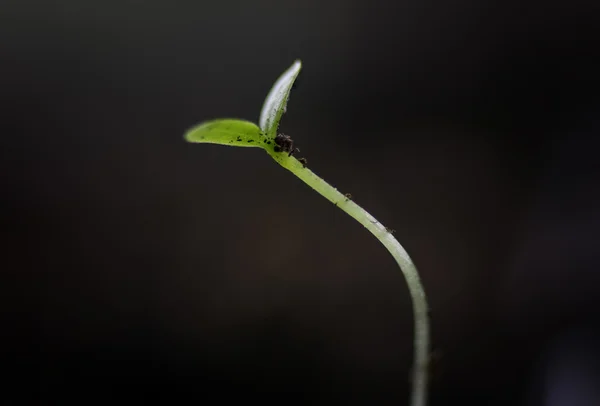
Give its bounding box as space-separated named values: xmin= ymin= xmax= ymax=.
xmin=259 ymin=60 xmax=302 ymax=138
xmin=184 ymin=119 xmax=265 ymax=148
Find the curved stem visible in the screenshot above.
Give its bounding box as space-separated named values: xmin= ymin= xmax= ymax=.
xmin=268 ymin=151 xmax=430 ymax=406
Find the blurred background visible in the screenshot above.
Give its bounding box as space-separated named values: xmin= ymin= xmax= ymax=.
xmin=2 ymin=0 xmax=600 ymax=404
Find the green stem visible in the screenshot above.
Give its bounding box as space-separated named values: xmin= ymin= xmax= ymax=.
xmin=267 ymin=151 xmax=430 ymax=406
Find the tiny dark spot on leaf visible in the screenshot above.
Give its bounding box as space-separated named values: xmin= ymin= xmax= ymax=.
xmin=247 ymin=140 xmax=254 ymax=143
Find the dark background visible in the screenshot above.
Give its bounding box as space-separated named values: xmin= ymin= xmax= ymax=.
xmin=2 ymin=1 xmax=600 ymax=404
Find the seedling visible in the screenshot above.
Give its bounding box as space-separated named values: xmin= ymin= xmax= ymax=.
xmin=184 ymin=60 xmax=430 ymax=406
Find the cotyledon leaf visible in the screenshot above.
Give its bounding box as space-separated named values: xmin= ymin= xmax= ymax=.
xmin=258 ymin=60 xmax=302 ymax=138
xmin=184 ymin=119 xmax=266 ymax=148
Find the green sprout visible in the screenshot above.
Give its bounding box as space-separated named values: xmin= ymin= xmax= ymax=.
xmin=185 ymin=60 xmax=430 ymax=406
